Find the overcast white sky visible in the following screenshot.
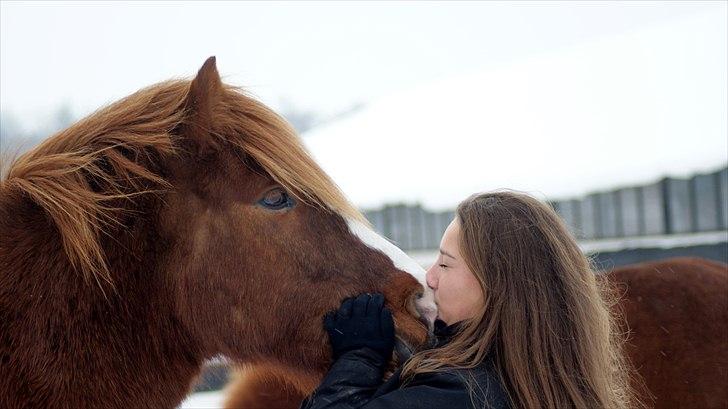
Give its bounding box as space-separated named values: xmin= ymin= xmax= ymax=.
xmin=1 ymin=1 xmax=726 ymax=209
xmin=1 ymin=1 xmax=724 ymax=126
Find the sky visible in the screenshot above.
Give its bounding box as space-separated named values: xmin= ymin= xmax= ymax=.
xmin=1 ymin=1 xmax=726 ymax=209
xmin=1 ymin=1 xmax=723 ymax=126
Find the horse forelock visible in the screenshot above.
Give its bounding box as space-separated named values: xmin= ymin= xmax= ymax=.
xmin=213 ymin=84 xmax=365 ymax=224
xmin=0 ymin=77 xmax=365 ymax=292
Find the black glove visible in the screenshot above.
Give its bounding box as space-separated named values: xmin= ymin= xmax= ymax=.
xmin=324 ymin=293 xmax=395 ymax=363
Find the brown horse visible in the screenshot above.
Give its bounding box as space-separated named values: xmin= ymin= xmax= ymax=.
xmin=223 ymin=257 xmax=728 ymax=408
xmin=610 ymin=257 xmax=727 ymax=409
xmin=0 ymin=57 xmax=436 ymax=409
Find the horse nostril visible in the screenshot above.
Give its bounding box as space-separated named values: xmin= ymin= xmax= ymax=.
xmin=407 ymin=288 xmax=437 ymax=331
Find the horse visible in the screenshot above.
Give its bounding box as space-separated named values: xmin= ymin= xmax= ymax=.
xmin=222 ymin=257 xmax=728 ymax=408
xmin=609 ymin=257 xmax=727 ymax=409
xmin=0 ymin=57 xmax=437 ymax=409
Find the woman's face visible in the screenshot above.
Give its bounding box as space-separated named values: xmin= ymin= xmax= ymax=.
xmin=425 ymin=219 xmax=484 ymax=325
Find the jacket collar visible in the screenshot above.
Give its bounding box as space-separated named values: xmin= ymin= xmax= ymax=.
xmin=433 ymin=319 xmax=463 ymax=347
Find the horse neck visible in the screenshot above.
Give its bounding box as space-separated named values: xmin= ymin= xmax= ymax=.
xmin=0 ymin=194 xmax=206 ymax=409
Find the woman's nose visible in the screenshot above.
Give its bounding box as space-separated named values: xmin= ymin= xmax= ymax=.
xmin=426 ymin=266 xmax=437 ymax=289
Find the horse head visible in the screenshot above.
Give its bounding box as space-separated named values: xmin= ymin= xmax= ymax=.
xmin=165 ymin=57 xmax=436 ymax=378
xmin=0 ymin=57 xmax=435 ymax=408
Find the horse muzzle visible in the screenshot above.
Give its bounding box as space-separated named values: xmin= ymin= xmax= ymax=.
xmin=408 ymin=285 xmax=437 ymax=331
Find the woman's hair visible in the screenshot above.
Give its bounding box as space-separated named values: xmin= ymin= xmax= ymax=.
xmin=400 ymin=190 xmax=634 ymax=409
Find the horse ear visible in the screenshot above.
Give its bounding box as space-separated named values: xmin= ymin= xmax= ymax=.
xmin=184 ymin=56 xmax=223 ymax=152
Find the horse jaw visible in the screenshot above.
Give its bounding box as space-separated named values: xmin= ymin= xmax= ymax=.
xmin=346 ymin=219 xmax=438 ymax=326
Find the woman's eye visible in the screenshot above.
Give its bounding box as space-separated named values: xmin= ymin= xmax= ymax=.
xmin=258 ymin=188 xmax=295 ymax=210
xmin=439 ymin=264 xmax=448 ymax=269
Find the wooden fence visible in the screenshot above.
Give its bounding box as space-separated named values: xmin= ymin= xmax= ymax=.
xmin=363 ymin=166 xmax=728 ymax=251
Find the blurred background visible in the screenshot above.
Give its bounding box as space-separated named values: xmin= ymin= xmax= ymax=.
xmin=1 ymin=2 xmax=726 ymax=406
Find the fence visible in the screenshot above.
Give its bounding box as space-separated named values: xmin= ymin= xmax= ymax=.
xmin=363 ymin=166 xmax=728 ymax=251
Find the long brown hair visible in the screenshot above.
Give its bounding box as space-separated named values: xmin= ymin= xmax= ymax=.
xmin=401 ymin=190 xmax=634 ymax=408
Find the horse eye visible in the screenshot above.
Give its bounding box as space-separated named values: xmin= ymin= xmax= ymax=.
xmin=259 ymin=188 xmax=295 ymax=210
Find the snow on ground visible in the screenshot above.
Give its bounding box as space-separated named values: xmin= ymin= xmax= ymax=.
xmin=178 ymin=390 xmax=226 ymax=409
xmin=303 ymin=10 xmax=726 ymax=211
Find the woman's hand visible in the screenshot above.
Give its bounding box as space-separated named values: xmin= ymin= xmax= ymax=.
xmin=324 ymin=293 xmax=395 ymax=363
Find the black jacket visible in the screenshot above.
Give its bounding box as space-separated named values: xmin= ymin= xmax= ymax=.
xmin=301 ymin=321 xmax=510 ymax=409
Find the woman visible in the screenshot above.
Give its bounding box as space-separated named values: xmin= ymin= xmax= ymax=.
xmin=302 ymin=191 xmax=633 ymax=409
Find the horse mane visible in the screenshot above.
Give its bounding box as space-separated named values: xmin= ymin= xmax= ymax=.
xmin=213 ymin=82 xmax=364 ymax=222
xmin=1 ymin=77 xmax=362 ymax=290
